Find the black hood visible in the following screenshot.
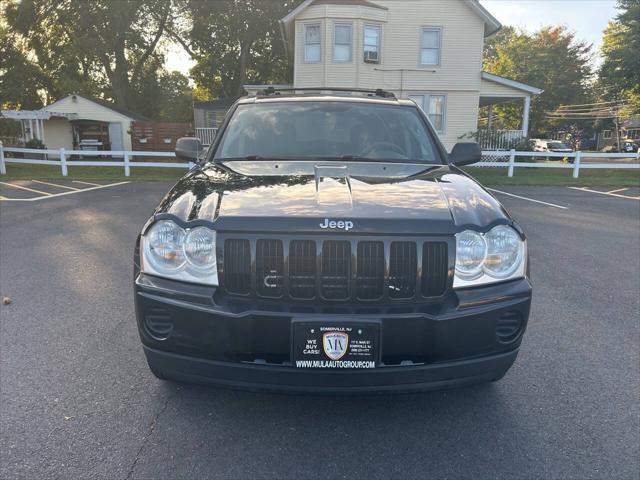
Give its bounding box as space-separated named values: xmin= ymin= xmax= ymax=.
xmin=153 ymin=161 xmax=511 ymax=235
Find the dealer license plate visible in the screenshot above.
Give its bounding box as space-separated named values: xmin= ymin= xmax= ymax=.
xmin=292 ymin=321 xmax=380 ymax=368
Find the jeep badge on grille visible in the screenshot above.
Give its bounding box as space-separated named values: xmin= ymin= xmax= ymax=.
xmin=319 ymin=218 xmax=354 ymax=231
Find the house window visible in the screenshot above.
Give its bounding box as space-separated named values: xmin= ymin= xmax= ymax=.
xmin=603 ymin=130 xmax=612 ymax=139
xmin=420 ymin=27 xmax=441 ymax=66
xmin=409 ymin=94 xmax=446 ymax=133
xmin=304 ymin=24 xmax=321 ymax=62
xmin=364 ymin=25 xmax=381 ymax=64
xmin=333 ymin=24 xmax=352 ymax=62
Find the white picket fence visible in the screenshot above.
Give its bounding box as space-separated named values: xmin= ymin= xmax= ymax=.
xmin=0 ymin=144 xmax=638 ymax=178
xmin=478 ymin=150 xmax=640 ymax=178
xmin=0 ymin=144 xmax=193 ymax=176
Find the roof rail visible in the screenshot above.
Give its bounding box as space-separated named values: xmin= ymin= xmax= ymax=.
xmin=258 ymin=86 xmax=396 ymax=99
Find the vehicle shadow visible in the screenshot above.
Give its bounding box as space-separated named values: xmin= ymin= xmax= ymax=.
xmin=135 ymin=378 xmax=538 ymax=479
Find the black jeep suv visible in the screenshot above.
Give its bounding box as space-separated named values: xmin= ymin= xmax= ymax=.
xmin=134 ymin=89 xmax=531 ymax=393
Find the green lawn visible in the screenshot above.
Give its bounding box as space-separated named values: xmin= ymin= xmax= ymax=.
xmin=2 ymin=162 xmax=639 ymax=187
xmin=463 ymin=167 xmax=640 ymax=187
xmin=1 ymin=163 xmax=187 ymax=182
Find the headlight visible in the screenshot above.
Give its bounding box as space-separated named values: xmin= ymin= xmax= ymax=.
xmin=454 ymin=230 xmax=486 ymax=279
xmin=484 ymin=225 xmax=524 ymax=278
xmin=145 ymin=220 xmax=186 ymax=272
xmin=454 ymin=225 xmax=526 ymax=288
xmin=141 ymin=220 xmax=218 ymax=285
xmin=184 ymin=227 xmax=217 ymax=270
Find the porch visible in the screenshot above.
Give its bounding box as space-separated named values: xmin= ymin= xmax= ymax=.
xmin=477 ymin=72 xmax=543 ymax=150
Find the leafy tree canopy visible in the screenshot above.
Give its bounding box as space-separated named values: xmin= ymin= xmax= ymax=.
xmin=1 ymin=0 xmax=174 ymax=116
xmin=172 ymin=0 xmax=302 ymax=99
xmin=599 ymin=0 xmax=640 ymax=117
xmin=483 ymin=25 xmax=594 ymax=136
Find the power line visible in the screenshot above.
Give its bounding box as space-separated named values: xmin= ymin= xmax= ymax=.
xmin=556 ymin=100 xmax=625 ymax=108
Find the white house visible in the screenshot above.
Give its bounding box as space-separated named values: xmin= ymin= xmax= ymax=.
xmin=248 ymin=0 xmax=543 ymax=150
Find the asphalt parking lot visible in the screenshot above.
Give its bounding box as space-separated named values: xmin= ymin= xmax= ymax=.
xmin=1 ymin=182 xmax=639 ymax=479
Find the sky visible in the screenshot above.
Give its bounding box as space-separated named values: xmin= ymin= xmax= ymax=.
xmin=164 ymin=0 xmax=620 ymax=73
xmin=480 ymin=0 xmax=619 ymax=64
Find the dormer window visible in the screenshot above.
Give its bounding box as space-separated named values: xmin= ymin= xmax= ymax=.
xmin=304 ymin=24 xmax=321 ymax=63
xmin=364 ymin=25 xmax=381 ymax=64
xmin=333 ymin=24 xmax=353 ymax=62
xmin=420 ymin=27 xmax=441 ymax=66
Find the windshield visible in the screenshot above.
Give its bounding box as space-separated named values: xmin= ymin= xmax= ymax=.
xmin=213 ymin=101 xmax=441 ymax=163
xmin=548 ymin=142 xmax=570 ymax=149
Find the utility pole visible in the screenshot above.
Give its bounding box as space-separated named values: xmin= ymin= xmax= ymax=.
xmin=614 ymin=111 xmax=621 ymax=152
xmin=613 ymin=97 xmax=621 ymax=152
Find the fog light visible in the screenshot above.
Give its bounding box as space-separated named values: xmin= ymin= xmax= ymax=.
xmin=144 ymin=308 xmax=173 ymax=340
xmin=496 ymin=311 xmax=523 ymax=343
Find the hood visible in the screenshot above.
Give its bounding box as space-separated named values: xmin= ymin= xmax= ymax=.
xmin=153 ymin=161 xmax=511 ymax=235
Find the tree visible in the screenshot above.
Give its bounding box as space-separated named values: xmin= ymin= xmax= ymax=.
xmin=172 ymin=0 xmax=303 ymax=98
xmin=2 ymin=0 xmax=173 ymax=111
xmin=0 ymin=24 xmax=50 ymax=109
xmin=483 ymin=26 xmax=594 ymax=136
xmin=599 ymin=0 xmax=640 ymax=117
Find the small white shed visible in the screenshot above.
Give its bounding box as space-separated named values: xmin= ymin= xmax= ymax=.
xmin=40 ymin=94 xmax=148 ymax=152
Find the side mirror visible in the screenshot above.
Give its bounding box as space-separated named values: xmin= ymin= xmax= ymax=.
xmin=175 ymin=137 xmax=203 ymax=162
xmin=449 ymin=142 xmax=482 ymax=166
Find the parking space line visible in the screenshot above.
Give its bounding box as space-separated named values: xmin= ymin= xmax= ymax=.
xmin=0 ymin=181 xmax=130 ymax=201
xmin=31 ymin=180 xmax=82 ymax=191
xmin=72 ymin=180 xmax=102 ymax=187
xmin=0 ymin=181 xmax=52 ymax=196
xmin=487 ymin=188 xmax=568 ymax=209
xmin=569 ymin=187 xmax=640 ymax=200
xmin=31 ymin=180 xmax=81 ymax=191
xmin=606 ymin=188 xmax=628 ymax=194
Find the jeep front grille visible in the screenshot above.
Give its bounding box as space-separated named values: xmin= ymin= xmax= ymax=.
xmin=220 ymin=236 xmax=450 ymax=302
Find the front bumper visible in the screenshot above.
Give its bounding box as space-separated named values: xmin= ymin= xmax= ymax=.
xmin=135 ymin=274 xmax=532 ymax=393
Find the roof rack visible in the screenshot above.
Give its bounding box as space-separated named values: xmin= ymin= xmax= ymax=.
xmin=258 ymin=86 xmax=396 ymax=99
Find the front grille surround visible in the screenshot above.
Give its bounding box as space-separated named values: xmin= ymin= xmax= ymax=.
xmin=219 ymin=234 xmax=452 ymax=303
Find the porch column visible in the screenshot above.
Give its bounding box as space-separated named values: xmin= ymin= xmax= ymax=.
xmin=487 ymin=104 xmax=493 ymax=129
xmin=522 ymin=96 xmax=531 ymax=137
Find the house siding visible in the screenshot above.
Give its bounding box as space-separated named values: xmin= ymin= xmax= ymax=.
xmin=480 ymin=78 xmax=528 ymax=98
xmin=42 ymin=119 xmax=74 ymax=158
xmin=292 ymin=0 xmax=487 ymax=149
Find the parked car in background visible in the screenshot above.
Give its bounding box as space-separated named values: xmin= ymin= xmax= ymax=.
xmin=601 ymin=141 xmax=639 ymax=153
xmin=621 ymin=141 xmax=639 ymax=153
xmin=532 ymin=139 xmax=573 ymax=161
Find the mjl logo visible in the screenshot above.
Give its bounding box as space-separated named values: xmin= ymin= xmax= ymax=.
xmin=319 ymin=218 xmax=354 ymax=231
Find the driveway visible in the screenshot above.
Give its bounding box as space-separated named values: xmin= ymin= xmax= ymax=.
xmin=1 ymin=183 xmax=638 ymax=479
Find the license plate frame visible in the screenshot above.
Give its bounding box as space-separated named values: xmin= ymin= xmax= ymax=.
xmin=291 ymin=320 xmax=381 ymax=369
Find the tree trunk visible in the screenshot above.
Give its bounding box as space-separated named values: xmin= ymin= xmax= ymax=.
xmin=236 ymin=41 xmax=252 ymax=97
xmin=111 ymin=30 xmax=130 ymax=108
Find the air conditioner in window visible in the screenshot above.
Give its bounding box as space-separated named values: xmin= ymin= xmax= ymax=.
xmin=364 ymin=51 xmax=379 ymax=63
